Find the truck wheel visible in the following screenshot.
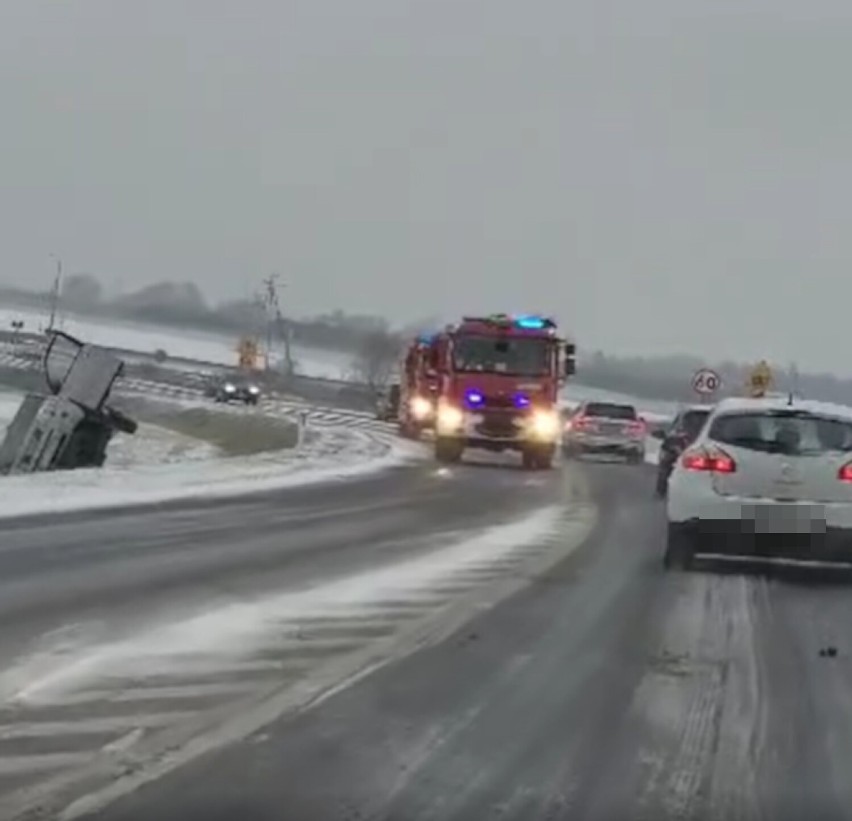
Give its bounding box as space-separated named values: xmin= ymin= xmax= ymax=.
xmin=537 ymin=450 xmax=554 ymax=470
xmin=523 ymin=444 xmax=555 ymax=470
xmin=403 ymin=422 xmax=422 ymax=441
xmin=435 ymin=437 xmax=463 ymax=464
xmin=663 ymin=523 xmax=695 ymax=571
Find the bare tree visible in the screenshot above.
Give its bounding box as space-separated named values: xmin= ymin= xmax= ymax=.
xmin=349 ymin=330 xmax=400 ymax=393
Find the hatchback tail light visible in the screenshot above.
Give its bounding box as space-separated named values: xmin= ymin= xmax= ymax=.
xmin=681 ymin=447 xmax=736 ymax=474
xmin=838 ymin=461 xmax=852 ymax=482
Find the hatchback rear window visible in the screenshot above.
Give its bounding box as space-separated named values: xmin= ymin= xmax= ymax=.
xmin=709 ymin=410 xmax=852 ymax=456
xmin=581 ymin=402 xmax=637 ymax=420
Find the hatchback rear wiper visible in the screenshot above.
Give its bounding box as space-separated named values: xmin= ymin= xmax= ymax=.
xmin=723 ymin=436 xmax=787 ymax=453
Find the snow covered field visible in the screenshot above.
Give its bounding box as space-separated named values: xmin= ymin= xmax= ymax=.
xmin=0 ymin=305 xmax=351 ymax=380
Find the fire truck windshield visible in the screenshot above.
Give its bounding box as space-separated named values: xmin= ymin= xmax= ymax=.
xmin=452 ymin=336 xmax=550 ymax=377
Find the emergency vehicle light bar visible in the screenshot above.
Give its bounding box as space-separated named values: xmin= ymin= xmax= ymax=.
xmin=461 ymin=314 xmax=556 ymax=330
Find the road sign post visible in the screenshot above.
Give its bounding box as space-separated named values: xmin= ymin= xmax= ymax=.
xmin=747 ymin=360 xmax=773 ymax=398
xmin=691 ymin=368 xmax=721 ymax=401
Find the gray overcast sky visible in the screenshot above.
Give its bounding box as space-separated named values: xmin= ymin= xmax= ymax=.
xmin=1 ymin=0 xmax=851 ymax=372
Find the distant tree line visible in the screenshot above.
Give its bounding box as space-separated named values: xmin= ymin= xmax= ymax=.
xmin=3 ymin=275 xmax=852 ymax=404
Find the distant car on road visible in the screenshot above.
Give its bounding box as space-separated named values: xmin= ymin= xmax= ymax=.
xmin=205 ymin=376 xmax=262 ymax=405
xmin=653 ymin=404 xmax=713 ymax=497
xmin=665 ymin=396 xmax=852 ymax=570
xmin=562 ymin=400 xmax=646 ymax=463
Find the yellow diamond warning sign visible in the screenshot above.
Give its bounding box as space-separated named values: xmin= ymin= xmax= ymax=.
xmin=747 ymin=360 xmax=773 ymax=397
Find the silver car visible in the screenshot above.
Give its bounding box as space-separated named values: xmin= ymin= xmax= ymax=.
xmin=562 ymin=400 xmax=646 ymax=463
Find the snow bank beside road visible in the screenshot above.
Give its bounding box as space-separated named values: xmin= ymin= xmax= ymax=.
xmin=0 ymin=386 xmax=417 ymax=521
xmin=0 ymin=425 xmax=415 ymax=521
xmin=0 ymin=390 xmax=24 ymax=441
xmin=0 ymin=388 xmax=221 ymax=470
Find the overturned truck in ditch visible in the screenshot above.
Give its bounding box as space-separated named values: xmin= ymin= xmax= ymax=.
xmin=0 ymin=331 xmax=137 ymax=475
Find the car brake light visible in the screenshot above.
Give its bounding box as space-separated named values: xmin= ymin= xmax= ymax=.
xmin=681 ymin=447 xmax=736 ymax=473
xmin=839 ymin=462 xmax=852 ymax=482
xmin=627 ymin=420 xmax=646 ymax=436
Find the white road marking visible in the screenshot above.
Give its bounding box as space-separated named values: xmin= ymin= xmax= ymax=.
xmin=0 ymin=753 xmax=92 ymax=777
xmin=23 ymin=681 xmax=260 ymax=707
xmin=0 ymin=713 xmax=196 ymax=740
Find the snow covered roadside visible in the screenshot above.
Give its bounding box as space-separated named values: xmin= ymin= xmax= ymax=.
xmin=0 ymin=390 xmax=24 ymax=441
xmin=0 ymin=390 xmax=419 ymax=521
xmin=0 ymin=432 xmax=415 ymax=521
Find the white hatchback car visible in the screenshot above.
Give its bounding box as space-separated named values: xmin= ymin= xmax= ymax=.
xmin=665 ymin=396 xmax=852 ymax=570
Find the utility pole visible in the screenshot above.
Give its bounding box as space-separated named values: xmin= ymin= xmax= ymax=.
xmin=47 ymin=253 xmax=63 ymax=333
xmin=789 ymin=361 xmax=800 ymax=399
xmin=261 ymin=274 xmax=289 ymax=373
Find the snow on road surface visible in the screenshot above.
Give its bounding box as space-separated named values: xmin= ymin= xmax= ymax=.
xmin=8 ymin=505 xmax=565 ymax=705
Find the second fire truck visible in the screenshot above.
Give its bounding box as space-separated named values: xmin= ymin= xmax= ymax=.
xmin=397 ymin=333 xmax=440 ymax=438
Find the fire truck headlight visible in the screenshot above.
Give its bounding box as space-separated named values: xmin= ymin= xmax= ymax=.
xmin=436 ymin=403 xmax=464 ymax=433
xmin=530 ymin=409 xmax=560 ymax=440
xmin=410 ymin=396 xmax=433 ymax=420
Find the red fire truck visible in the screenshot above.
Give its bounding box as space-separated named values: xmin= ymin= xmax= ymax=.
xmin=428 ymin=314 xmax=575 ymax=469
xmin=398 ymin=333 xmax=440 ymax=438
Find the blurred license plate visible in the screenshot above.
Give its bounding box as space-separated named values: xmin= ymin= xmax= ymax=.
xmin=742 ymin=503 xmax=826 ymax=535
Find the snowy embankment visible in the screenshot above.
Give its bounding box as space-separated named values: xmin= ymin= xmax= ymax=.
xmin=0 ymin=389 xmax=416 ymax=520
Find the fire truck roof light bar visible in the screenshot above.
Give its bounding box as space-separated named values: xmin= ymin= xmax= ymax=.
xmin=460 ymin=314 xmax=556 ymax=330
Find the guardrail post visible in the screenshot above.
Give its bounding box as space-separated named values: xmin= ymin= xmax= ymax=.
xmin=297 ymin=409 xmax=309 ymax=453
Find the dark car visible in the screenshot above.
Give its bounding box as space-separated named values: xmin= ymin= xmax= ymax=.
xmin=653 ymin=404 xmax=712 ymax=496
xmin=205 ymin=376 xmax=262 ymax=405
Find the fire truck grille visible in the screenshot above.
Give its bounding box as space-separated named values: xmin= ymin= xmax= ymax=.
xmin=482 ymin=395 xmax=516 ymax=409
xmin=476 ymin=411 xmax=520 ymax=437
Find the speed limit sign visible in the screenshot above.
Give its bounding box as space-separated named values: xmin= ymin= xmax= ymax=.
xmin=692 ymin=368 xmax=721 ymax=396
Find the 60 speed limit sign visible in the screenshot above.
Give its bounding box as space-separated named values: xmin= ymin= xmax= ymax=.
xmin=691 ymin=368 xmax=721 ymax=396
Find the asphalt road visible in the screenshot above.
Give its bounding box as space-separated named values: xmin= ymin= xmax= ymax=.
xmin=5 ymin=453 xmax=852 ymax=820
xmin=0 ymin=450 xmax=592 ymax=819
xmin=83 ymin=461 xmax=852 ymax=821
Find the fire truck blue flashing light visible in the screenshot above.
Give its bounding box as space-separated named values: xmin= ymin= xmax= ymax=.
xmin=514 ymin=315 xmax=547 ymax=330
xmin=513 ymin=393 xmax=531 ymax=409
xmin=465 ymin=389 xmax=484 ymax=407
